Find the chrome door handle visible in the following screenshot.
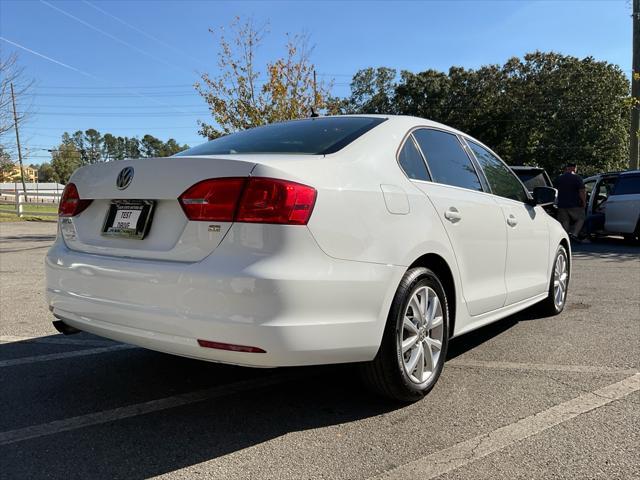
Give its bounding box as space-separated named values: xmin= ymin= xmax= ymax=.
xmin=507 ymin=214 xmax=518 ymax=227
xmin=444 ymin=207 xmax=462 ymax=223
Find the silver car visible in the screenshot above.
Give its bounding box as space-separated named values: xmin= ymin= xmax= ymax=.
xmin=584 ymin=170 xmax=640 ymax=242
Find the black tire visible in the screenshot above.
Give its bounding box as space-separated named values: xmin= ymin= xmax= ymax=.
xmin=537 ymin=245 xmax=569 ymax=316
xmin=360 ymin=267 xmax=449 ymax=402
xmin=623 ymin=219 xmax=640 ymax=244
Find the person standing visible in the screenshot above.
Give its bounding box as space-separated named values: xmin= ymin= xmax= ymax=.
xmin=554 ymin=163 xmax=588 ymax=242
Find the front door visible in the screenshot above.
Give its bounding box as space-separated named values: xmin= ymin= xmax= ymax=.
xmin=465 ymin=139 xmax=549 ymax=305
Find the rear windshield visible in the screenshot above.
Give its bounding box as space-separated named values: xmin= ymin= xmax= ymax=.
xmin=514 ymin=170 xmax=549 ymax=190
xmin=177 ymin=117 xmax=386 ymax=156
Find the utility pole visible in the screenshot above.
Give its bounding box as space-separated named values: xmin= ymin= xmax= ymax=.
xmin=10 ymin=82 xmax=28 ymax=201
xmin=631 ymin=0 xmax=639 ymax=170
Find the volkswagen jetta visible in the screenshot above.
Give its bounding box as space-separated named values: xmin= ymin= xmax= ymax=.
xmin=46 ymin=115 xmax=570 ymax=401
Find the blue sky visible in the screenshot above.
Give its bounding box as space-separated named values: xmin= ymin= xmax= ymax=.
xmin=0 ymin=0 xmax=632 ymax=164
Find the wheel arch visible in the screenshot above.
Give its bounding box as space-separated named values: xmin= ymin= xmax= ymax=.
xmin=408 ymin=253 xmax=457 ymax=339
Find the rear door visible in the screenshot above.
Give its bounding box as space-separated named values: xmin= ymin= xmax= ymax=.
xmin=465 ymin=139 xmax=549 ymax=305
xmin=408 ymin=128 xmax=508 ymax=316
xmin=605 ymin=173 xmax=640 ymax=234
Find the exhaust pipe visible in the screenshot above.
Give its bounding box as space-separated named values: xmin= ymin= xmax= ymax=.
xmin=52 ymin=318 xmax=81 ymax=335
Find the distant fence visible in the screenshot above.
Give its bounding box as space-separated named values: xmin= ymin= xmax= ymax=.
xmin=0 ymin=186 xmax=60 ymax=218
xmin=0 ymin=182 xmax=64 ymax=204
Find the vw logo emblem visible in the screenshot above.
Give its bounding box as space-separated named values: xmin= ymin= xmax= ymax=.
xmin=116 ymin=167 xmax=134 ymax=190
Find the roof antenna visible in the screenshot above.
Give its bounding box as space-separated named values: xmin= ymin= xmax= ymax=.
xmin=310 ymin=70 xmax=320 ymax=117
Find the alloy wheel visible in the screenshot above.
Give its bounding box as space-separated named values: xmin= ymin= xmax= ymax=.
xmin=400 ymin=286 xmax=444 ymax=384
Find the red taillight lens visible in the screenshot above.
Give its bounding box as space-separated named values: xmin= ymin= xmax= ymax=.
xmin=58 ymin=183 xmax=92 ymax=217
xmin=179 ymin=177 xmax=317 ymax=225
xmin=237 ymin=178 xmax=317 ymax=225
xmin=178 ymin=177 xmax=246 ymax=222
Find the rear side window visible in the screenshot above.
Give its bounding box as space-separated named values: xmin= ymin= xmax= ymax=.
xmin=398 ymin=136 xmax=430 ymax=181
xmin=412 ymin=129 xmax=482 ymax=191
xmin=612 ymin=175 xmax=640 ymax=195
xmin=467 ymin=141 xmax=528 ymax=203
xmin=176 ymin=117 xmax=386 ymax=156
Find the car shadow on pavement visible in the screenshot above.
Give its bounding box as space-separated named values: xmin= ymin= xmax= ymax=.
xmin=0 ymin=312 xmax=534 ymax=480
xmin=571 ymin=236 xmax=639 ymax=262
xmin=1 ymin=337 xmax=398 ymax=479
xmin=0 ymin=301 xmax=569 ymax=480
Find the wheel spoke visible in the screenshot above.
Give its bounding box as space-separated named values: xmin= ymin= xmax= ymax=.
xmin=403 ymin=316 xmax=419 ymax=335
xmin=414 ymin=344 xmax=425 ymax=381
xmin=405 ymin=345 xmax=421 ymax=377
xmin=423 ymin=340 xmax=434 ymax=372
xmin=426 ymin=337 xmax=442 ymax=352
xmin=409 ymin=297 xmax=422 ymax=323
xmin=426 ymin=294 xmax=440 ymax=328
xmin=402 ymin=334 xmax=418 ymax=354
xmin=431 ymin=315 xmax=443 ymax=329
xmin=418 ymin=289 xmax=427 ymax=320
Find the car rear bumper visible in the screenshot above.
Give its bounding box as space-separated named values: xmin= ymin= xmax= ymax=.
xmin=46 ymin=223 xmax=404 ymax=367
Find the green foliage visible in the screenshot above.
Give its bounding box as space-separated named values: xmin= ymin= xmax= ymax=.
xmin=50 ymin=142 xmax=82 ymax=184
xmin=48 ymin=129 xmax=189 ymax=183
xmin=342 ymin=52 xmax=631 ymax=176
xmin=37 ymin=162 xmax=55 ymax=182
xmin=195 ymin=17 xmax=333 ymax=139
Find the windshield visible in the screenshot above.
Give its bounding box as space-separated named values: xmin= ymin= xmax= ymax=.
xmin=514 ymin=170 xmax=549 ymax=190
xmin=177 ymin=117 xmax=386 ymax=156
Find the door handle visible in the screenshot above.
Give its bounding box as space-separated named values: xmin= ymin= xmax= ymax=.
xmin=444 ymin=207 xmax=462 ymax=223
xmin=507 ymin=214 xmax=518 ymax=227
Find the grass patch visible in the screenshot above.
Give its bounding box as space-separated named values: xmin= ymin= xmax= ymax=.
xmin=0 ymin=211 xmax=57 ymax=222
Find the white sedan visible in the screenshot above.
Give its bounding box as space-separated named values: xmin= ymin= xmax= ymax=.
xmin=46 ymin=115 xmax=569 ymax=401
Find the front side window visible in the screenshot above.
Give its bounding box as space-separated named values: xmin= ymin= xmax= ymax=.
xmin=467 ymin=140 xmax=528 ymax=203
xmin=412 ymin=129 xmax=482 ymax=191
xmin=398 ymin=136 xmax=430 ymax=181
xmin=612 ymin=175 xmax=640 ymax=195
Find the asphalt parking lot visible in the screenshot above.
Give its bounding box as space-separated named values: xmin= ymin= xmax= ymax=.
xmin=0 ymin=221 xmax=638 ymax=480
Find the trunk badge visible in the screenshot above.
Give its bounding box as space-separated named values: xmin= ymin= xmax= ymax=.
xmin=116 ymin=167 xmax=134 ymax=190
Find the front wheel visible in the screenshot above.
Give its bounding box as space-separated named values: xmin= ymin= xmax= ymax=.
xmin=360 ymin=267 xmax=449 ymax=402
xmin=537 ymin=245 xmax=569 ymax=316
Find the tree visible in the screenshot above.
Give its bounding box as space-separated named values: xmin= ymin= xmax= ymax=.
xmin=343 ymin=52 xmax=630 ymax=176
xmin=140 ymin=134 xmax=164 ymax=157
xmin=0 ymin=53 xmax=33 ymax=140
xmin=37 ymin=162 xmax=55 ymax=183
xmin=50 ymin=143 xmax=82 ymax=184
xmin=0 ymin=145 xmax=14 ymax=182
xmin=195 ymin=17 xmax=333 ymax=139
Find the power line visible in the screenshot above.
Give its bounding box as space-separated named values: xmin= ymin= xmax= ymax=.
xmin=0 ymin=37 xmax=190 ymax=113
xmin=81 ymin=0 xmax=209 ymax=69
xmin=39 ymin=0 xmax=192 ymax=74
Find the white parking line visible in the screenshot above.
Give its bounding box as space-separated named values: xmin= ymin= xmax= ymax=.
xmin=0 ymin=335 xmax=117 ymax=347
xmin=0 ymin=373 xmax=294 ymax=446
xmin=373 ymin=373 xmax=640 ymax=480
xmin=0 ymin=344 xmax=136 ymax=368
xmin=448 ymin=359 xmax=639 ymax=376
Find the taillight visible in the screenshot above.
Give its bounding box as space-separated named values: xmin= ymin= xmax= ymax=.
xmin=58 ymin=183 xmax=92 ymax=217
xmin=178 ymin=178 xmax=246 ymax=222
xmin=237 ymin=178 xmax=316 ymax=225
xmin=178 ymin=177 xmax=316 ymax=225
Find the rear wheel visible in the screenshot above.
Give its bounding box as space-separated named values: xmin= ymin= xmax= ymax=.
xmin=537 ymin=245 xmax=569 ymax=316
xmin=360 ymin=267 xmax=449 ymax=402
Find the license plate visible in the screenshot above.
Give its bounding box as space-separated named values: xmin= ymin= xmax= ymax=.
xmin=102 ymin=200 xmax=155 ymax=239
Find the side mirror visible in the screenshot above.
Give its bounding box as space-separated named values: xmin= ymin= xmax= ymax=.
xmin=530 ymin=186 xmax=557 ymax=207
